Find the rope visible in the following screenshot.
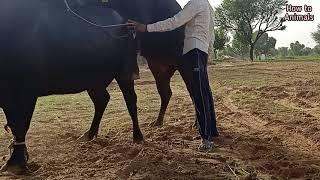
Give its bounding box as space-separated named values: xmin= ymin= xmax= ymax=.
xmin=8 ymin=139 xmax=29 ymax=162
xmin=64 ymin=0 xmax=129 ymax=29
xmin=8 ymin=140 xmax=26 ymax=155
xmin=3 ymin=125 xmax=29 ymax=162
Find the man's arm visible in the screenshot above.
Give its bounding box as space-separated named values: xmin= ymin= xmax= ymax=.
xmin=147 ymin=0 xmax=203 ymax=32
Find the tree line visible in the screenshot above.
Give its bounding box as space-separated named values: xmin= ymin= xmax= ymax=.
xmin=211 ymin=0 xmax=320 ymax=61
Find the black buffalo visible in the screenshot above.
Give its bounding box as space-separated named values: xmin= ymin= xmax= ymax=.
xmin=0 ymin=0 xmax=144 ymax=174
xmin=107 ymin=0 xmax=187 ymax=127
xmin=0 ymin=0 xmax=187 ymax=175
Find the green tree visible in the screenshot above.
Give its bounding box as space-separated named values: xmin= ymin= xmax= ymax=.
xmin=313 ymin=45 xmax=320 ymax=55
xmin=221 ymin=45 xmax=236 ymax=57
xmin=254 ymin=33 xmax=268 ymax=56
xmin=216 ymin=0 xmax=286 ymax=61
xmin=254 ymin=32 xmax=277 ymax=57
xmin=290 ymin=41 xmax=305 ymax=56
xmin=312 ymin=24 xmax=320 ymax=45
xmin=301 ymin=47 xmax=313 ymax=56
xmin=213 ymin=28 xmax=230 ymax=59
xmin=232 ymin=32 xmax=250 ymax=58
xmin=267 ymin=37 xmax=277 ymax=52
xmin=269 ymin=48 xmax=277 ymax=57
xmin=277 ymin=47 xmax=289 ymax=57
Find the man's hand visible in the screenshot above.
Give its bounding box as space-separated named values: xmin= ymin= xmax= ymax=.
xmin=127 ymin=20 xmax=147 ymax=32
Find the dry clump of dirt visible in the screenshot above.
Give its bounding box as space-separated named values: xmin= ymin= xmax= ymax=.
xmin=257 ymin=86 xmax=290 ymax=100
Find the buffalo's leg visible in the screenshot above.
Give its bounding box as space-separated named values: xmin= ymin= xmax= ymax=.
xmin=79 ymin=87 xmax=110 ymax=141
xmin=148 ymin=61 xmax=176 ymax=127
xmin=116 ymin=79 xmax=143 ymax=142
xmin=0 ymin=95 xmax=37 ymax=175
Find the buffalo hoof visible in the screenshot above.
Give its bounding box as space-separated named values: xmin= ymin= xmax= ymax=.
xmin=77 ymin=131 xmax=97 ymax=142
xmin=149 ymin=120 xmax=163 ymax=127
xmin=0 ymin=162 xmax=27 ymax=175
xmin=133 ymin=131 xmax=144 ymax=143
xmin=1 ymin=144 xmax=29 ymax=175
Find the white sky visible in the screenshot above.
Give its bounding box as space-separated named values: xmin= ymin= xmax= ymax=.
xmin=177 ymin=0 xmax=320 ymax=48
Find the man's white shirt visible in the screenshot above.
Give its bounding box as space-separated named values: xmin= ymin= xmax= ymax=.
xmin=147 ymin=0 xmax=213 ymax=55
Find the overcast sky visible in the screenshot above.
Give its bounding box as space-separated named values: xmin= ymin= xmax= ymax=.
xmin=176 ymin=0 xmax=320 ymax=48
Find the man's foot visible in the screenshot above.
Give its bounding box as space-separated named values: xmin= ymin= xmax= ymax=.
xmin=198 ymin=139 xmax=215 ymax=152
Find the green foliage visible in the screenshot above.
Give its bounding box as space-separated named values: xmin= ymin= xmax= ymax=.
xmin=232 ymin=32 xmax=250 ymax=58
xmin=301 ymin=47 xmax=313 ymax=56
xmin=269 ymin=48 xmax=277 ymax=57
xmin=216 ymin=0 xmax=287 ymax=60
xmin=273 ymin=44 xmax=318 ymax=60
xmin=277 ymin=47 xmax=289 ymax=57
xmin=213 ymin=28 xmax=230 ymax=51
xmin=221 ymin=45 xmax=237 ymax=57
xmin=290 ymin=41 xmax=305 ymax=56
xmin=254 ymin=32 xmax=277 ymax=55
xmin=312 ymin=24 xmax=320 ymax=45
xmin=314 ymin=45 xmax=320 ymax=55
xmin=213 ymin=28 xmax=230 ymax=58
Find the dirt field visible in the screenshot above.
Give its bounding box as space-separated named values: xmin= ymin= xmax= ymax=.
xmin=1 ymin=61 xmax=320 ymax=179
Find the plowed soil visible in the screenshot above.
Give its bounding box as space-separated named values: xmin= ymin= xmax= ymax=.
xmin=1 ymin=61 xmax=320 ymax=179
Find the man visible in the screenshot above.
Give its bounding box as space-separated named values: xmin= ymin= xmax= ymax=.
xmin=127 ymin=0 xmax=218 ymax=151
